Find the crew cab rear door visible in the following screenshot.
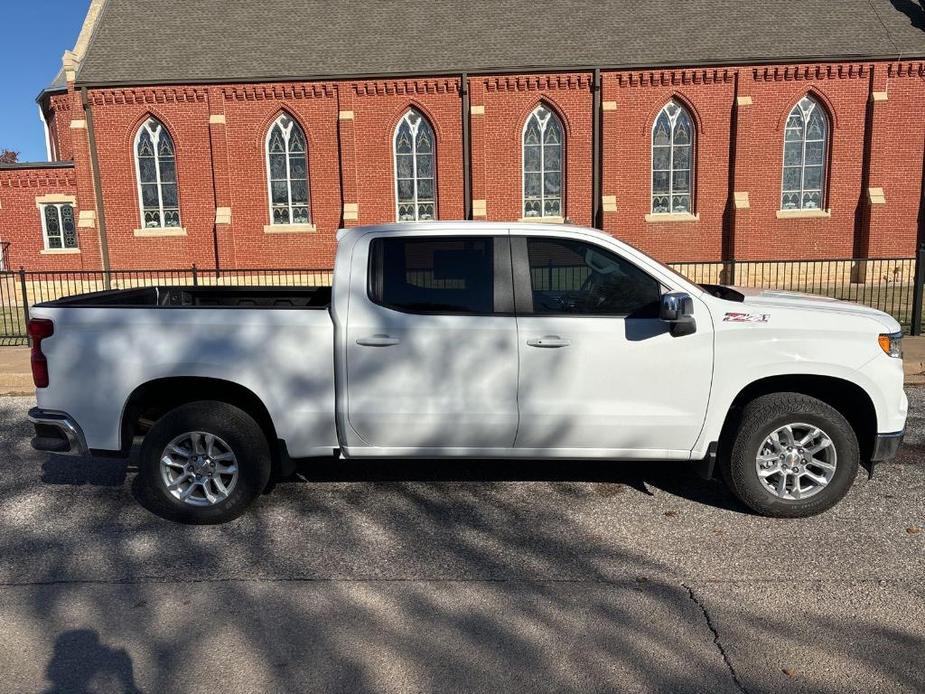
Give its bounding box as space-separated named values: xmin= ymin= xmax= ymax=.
xmin=340 ymin=230 xmax=518 ymax=454
xmin=512 ymin=232 xmax=714 ymax=458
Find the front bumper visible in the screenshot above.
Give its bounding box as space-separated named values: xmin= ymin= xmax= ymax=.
xmin=871 ymin=430 xmax=904 ymax=462
xmin=28 ymin=408 xmax=89 ymax=457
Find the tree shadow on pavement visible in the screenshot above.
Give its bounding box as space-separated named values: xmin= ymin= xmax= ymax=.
xmin=41 ymin=454 xmax=137 ymax=487
xmin=279 ymin=455 xmax=750 ymax=515
xmin=43 ymin=628 xmax=140 ymax=694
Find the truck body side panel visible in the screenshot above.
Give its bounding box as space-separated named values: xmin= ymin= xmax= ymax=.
xmin=31 ymin=305 xmax=337 ymax=456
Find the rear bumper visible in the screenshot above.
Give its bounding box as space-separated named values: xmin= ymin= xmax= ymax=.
xmin=871 ymin=430 xmax=904 ymax=462
xmin=28 ymin=408 xmax=89 ymax=457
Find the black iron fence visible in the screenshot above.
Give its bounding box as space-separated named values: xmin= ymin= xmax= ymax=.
xmin=0 ymin=257 xmax=922 ymax=344
xmin=0 ymin=266 xmax=333 ymax=345
xmin=667 ymin=257 xmax=919 ymax=329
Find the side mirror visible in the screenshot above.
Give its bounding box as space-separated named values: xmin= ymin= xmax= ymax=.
xmin=660 ymin=292 xmax=697 ymax=336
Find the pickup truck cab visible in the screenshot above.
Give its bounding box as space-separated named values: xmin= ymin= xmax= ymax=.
xmin=28 ymin=222 xmax=907 ymax=522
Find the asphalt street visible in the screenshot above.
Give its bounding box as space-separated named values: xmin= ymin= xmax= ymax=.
xmin=0 ymin=392 xmax=923 ymax=693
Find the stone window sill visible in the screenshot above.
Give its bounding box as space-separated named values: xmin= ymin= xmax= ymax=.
xmin=264 ymin=223 xmax=317 ymax=234
xmin=775 ymin=208 xmax=831 ymax=219
xmin=134 ymin=227 xmax=188 ymax=237
xmin=518 ymin=216 xmax=565 ymax=224
xmin=40 ymin=248 xmax=81 ymax=255
xmin=645 ymin=212 xmax=700 ymax=223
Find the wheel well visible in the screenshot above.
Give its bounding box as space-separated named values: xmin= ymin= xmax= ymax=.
xmin=719 ymin=375 xmax=877 ymax=461
xmin=120 ymin=377 xmax=279 ymax=460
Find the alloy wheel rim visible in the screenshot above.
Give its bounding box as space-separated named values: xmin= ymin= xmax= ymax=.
xmin=159 ymin=431 xmax=239 ymax=507
xmin=755 ymin=422 xmax=837 ymax=501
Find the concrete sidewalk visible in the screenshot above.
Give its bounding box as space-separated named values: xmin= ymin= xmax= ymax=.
xmin=2 ymin=337 xmax=925 ymax=394
xmin=0 ymin=347 xmax=32 ymax=395
xmin=904 ymin=336 xmax=925 ymax=384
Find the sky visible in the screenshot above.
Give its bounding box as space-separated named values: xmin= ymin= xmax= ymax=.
xmin=0 ymin=1 xmax=90 ymax=162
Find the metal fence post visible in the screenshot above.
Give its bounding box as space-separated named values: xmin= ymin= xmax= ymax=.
xmin=911 ymin=243 xmax=925 ymax=335
xmin=18 ymin=267 xmax=30 ymax=329
xmin=192 ymin=264 xmax=199 ymax=286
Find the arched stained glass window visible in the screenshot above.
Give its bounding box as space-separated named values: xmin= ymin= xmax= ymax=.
xmin=394 ymin=109 xmax=436 ymax=221
xmin=134 ymin=118 xmax=180 ymax=228
xmin=522 ymin=105 xmax=563 ymax=219
xmin=266 ymin=114 xmax=310 ymax=225
xmin=781 ymin=96 xmax=828 ymax=211
xmin=651 ymin=101 xmax=694 ymax=214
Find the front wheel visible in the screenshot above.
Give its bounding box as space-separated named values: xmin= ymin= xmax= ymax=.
xmin=721 ymin=392 xmax=859 ymax=518
xmin=139 ymin=401 xmax=271 ymax=524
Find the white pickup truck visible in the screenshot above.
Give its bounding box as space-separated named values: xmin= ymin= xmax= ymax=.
xmin=27 ymin=222 xmax=906 ymax=523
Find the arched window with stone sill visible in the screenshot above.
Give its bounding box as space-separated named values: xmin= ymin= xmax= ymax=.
xmin=134 ymin=117 xmax=181 ymax=229
xmin=266 ymin=113 xmax=310 ymax=226
xmin=651 ymin=101 xmax=694 ymax=215
xmin=394 ymin=109 xmax=437 ymax=222
xmin=522 ymin=104 xmax=564 ymax=219
xmin=781 ymin=95 xmax=829 ymax=211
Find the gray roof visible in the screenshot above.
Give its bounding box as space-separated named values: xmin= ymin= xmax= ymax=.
xmin=37 ymin=68 xmax=68 ymax=103
xmin=77 ymin=0 xmax=925 ymax=86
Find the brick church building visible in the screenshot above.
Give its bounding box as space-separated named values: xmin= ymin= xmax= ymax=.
xmin=1 ymin=0 xmax=924 ymax=272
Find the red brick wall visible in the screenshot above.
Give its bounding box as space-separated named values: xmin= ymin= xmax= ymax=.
xmin=350 ymin=78 xmax=465 ymax=226
xmin=732 ymin=64 xmax=870 ymax=260
xmin=46 ymin=93 xmax=75 ymax=162
xmin=472 ymin=73 xmax=594 ymax=227
xmin=88 ymin=88 xmax=218 ymax=269
xmin=0 ymin=166 xmax=88 ymax=271
xmin=866 ymin=62 xmax=925 ymax=258
xmin=1 ymin=60 xmax=922 ymax=271
xmin=602 ymin=68 xmax=735 ymax=260
xmin=217 ymin=82 xmax=341 ymax=269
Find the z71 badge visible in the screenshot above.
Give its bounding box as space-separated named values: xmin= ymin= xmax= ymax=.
xmin=723 ymin=312 xmax=770 ymax=323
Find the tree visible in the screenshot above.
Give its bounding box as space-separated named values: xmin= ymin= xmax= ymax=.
xmin=0 ymin=149 xmax=19 ymax=164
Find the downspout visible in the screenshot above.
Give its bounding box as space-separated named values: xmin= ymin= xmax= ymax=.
xmin=205 ymin=91 xmax=221 ymax=272
xmin=721 ymin=70 xmax=739 ymax=284
xmin=851 ymin=67 xmax=877 ymax=266
xmin=81 ymin=87 xmax=111 ymax=281
xmin=461 ymin=73 xmax=472 ymax=220
xmin=38 ymin=104 xmax=54 ymax=161
xmin=591 ymin=69 xmax=602 ymax=229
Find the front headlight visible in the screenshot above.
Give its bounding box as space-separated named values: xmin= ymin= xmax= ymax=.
xmin=878 ymin=331 xmax=903 ymax=358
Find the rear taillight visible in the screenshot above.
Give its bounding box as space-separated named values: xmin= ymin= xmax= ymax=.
xmin=28 ymin=318 xmax=54 ymax=388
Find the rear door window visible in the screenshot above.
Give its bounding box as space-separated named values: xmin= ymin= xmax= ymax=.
xmin=369 ymin=236 xmax=495 ymax=314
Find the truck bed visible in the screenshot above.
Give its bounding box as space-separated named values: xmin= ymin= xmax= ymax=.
xmin=38 ymin=285 xmax=332 ymax=309
xmin=31 ymin=286 xmax=338 ymax=457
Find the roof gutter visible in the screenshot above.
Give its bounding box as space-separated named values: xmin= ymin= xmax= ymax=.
xmin=34 ymin=85 xmax=68 ymax=107
xmin=71 ymin=51 xmax=925 ymax=90
xmin=0 ymin=161 xmax=75 ymax=170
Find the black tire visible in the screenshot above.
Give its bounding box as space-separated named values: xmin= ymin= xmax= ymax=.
xmin=720 ymin=392 xmax=859 ymax=518
xmin=138 ymin=401 xmax=271 ymax=524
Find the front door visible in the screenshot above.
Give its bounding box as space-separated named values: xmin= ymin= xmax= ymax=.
xmin=513 ymin=234 xmax=714 ymax=458
xmin=343 ymin=232 xmax=519 ymax=454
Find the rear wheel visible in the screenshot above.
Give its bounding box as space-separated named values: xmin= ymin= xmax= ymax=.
xmin=139 ymin=401 xmax=271 ymax=524
xmin=721 ymin=392 xmax=859 ymax=518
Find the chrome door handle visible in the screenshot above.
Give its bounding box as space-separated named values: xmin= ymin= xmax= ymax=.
xmin=526 ymin=335 xmax=571 ymax=348
xmin=356 ymin=334 xmax=400 ymax=347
